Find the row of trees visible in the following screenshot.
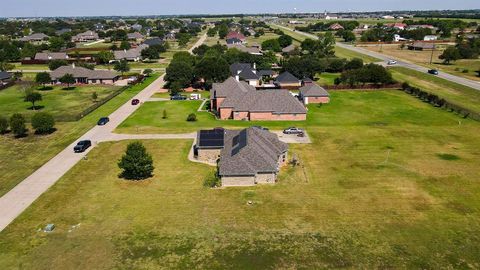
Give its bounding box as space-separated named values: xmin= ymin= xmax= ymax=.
xmin=261 ymin=34 xmax=293 ymax=52
xmin=439 ymin=37 xmax=480 ymax=64
xmin=166 ymin=45 xmax=278 ymax=91
xmin=0 ymin=112 xmax=55 ymax=137
xmin=282 ymin=56 xmax=364 ymax=79
xmin=295 ymin=21 xmax=360 ymax=32
xmin=338 ymin=63 xmax=395 ymax=86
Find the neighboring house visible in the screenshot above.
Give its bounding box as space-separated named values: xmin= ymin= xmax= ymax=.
xmin=385 ymin=23 xmax=407 ymax=30
xmin=143 ymin=37 xmax=164 ymax=47
xmin=50 ymin=64 xmax=119 ymax=84
xmin=423 ymin=35 xmax=438 ymax=41
xmin=226 ymin=31 xmax=246 ymax=43
xmin=282 ymin=44 xmax=296 ymax=54
xmin=227 ymin=44 xmax=262 ymax=55
xmin=131 ymin=23 xmax=143 ymax=31
xmin=113 ymin=44 xmax=148 ymax=62
xmin=274 ymin=72 xmax=301 ymax=89
xmin=394 ymin=34 xmax=408 ymax=42
xmin=72 ymin=31 xmax=99 ymax=42
xmin=408 ymin=42 xmax=435 ymax=51
xmin=94 ymin=23 xmax=105 ymax=31
xmin=127 ymin=32 xmax=145 ymax=42
xmin=258 ymin=69 xmax=276 ymax=79
xmin=299 ymin=83 xmax=330 ymax=105
xmin=226 ymin=37 xmax=243 ymax=45
xmin=0 ymin=71 xmax=12 ymax=84
xmin=210 ymin=77 xmax=307 ymax=121
xmin=19 ymin=33 xmax=49 ymax=43
xmin=329 ymin=23 xmax=344 ymax=31
xmin=230 ymin=63 xmax=260 ymax=86
xmin=164 ymin=31 xmax=176 ymax=40
xmin=195 ymin=127 xmax=288 ymax=187
xmin=34 ymin=52 xmax=69 ymax=62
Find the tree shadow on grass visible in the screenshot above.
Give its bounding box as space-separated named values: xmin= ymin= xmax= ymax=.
xmin=27 ymin=105 xmax=45 ymax=110
xmin=62 ymin=87 xmax=76 ymax=90
xmin=38 ymin=86 xmax=54 ymax=91
xmin=34 ymin=127 xmax=57 ymax=136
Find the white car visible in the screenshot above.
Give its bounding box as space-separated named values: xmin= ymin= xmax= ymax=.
xmin=283 ymin=127 xmax=304 ymax=135
xmin=387 ymin=60 xmax=397 ymax=65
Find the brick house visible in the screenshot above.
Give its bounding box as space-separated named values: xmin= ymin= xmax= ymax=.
xmin=299 ymin=83 xmax=330 ymax=104
xmin=195 ymin=127 xmax=289 ymax=187
xmin=226 ymin=31 xmax=246 ymax=43
xmin=71 ymin=31 xmax=99 ymax=42
xmin=210 ymin=77 xmax=307 ymax=121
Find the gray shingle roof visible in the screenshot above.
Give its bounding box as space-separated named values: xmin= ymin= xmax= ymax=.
xmin=127 ymin=32 xmax=144 ymax=40
xmin=275 ymin=72 xmax=300 ymax=84
xmin=114 ymin=44 xmax=148 ymax=60
xmin=0 ymin=71 xmax=12 ymax=81
xmin=213 ymin=77 xmax=306 ymax=115
xmin=282 ymin=44 xmax=296 ymax=53
xmin=19 ymin=33 xmax=49 ymax=42
xmin=143 ymin=38 xmax=164 ymax=46
xmin=219 ymin=127 xmax=288 ymax=176
xmin=34 ymin=52 xmax=68 ymax=61
xmin=50 ymin=65 xmax=118 ymax=80
xmin=300 ymin=83 xmax=329 ymax=97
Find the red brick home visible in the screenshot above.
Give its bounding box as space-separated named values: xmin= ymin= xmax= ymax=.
xmin=299 ymin=83 xmax=330 ymax=104
xmin=210 ymin=77 xmax=306 ymax=121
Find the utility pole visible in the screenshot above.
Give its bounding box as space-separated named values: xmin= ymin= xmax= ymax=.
xmin=429 ymin=44 xmax=436 ymax=65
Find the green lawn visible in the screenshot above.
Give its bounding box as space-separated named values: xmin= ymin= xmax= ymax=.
xmin=0 ymin=84 xmax=120 ymax=121
xmin=335 ymin=45 xmax=381 ymax=63
xmin=0 ymin=74 xmax=160 ymax=197
xmin=317 ymin=72 xmax=340 ymax=85
xmin=391 ymin=67 xmax=480 ymax=113
xmin=1 ymin=90 xmax=480 ymax=269
xmin=116 ymin=90 xmax=469 ymax=134
xmin=246 ymin=32 xmax=280 ymax=45
xmin=13 ymin=62 xmax=49 ymax=71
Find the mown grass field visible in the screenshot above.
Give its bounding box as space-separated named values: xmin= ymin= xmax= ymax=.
xmin=390 ymin=67 xmax=480 ymax=113
xmin=0 ymin=74 xmax=160 ymax=197
xmin=1 ymin=89 xmax=480 ymax=269
xmin=0 ymin=84 xmax=120 ymax=121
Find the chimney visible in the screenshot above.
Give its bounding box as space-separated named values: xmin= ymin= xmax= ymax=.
xmin=72 ymin=63 xmax=75 ymax=68
xmin=252 ymin=62 xmax=257 ymax=74
xmin=124 ymin=49 xmax=127 ymax=53
xmin=235 ymin=70 xmax=241 ymax=81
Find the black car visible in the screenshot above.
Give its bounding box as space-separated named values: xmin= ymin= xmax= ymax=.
xmin=131 ymin=99 xmax=140 ymax=105
xmin=170 ymin=95 xmax=187 ymax=100
xmin=252 ymin=126 xmax=269 ymax=131
xmin=97 ymin=117 xmax=110 ymax=126
xmin=428 ymin=69 xmax=439 ymax=75
xmin=74 ymin=140 xmax=92 ymax=153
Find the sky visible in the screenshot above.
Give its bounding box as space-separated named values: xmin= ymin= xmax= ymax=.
xmin=0 ymin=0 xmax=479 ymax=17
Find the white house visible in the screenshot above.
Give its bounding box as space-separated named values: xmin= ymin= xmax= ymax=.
xmin=424 ymin=35 xmax=438 ymax=41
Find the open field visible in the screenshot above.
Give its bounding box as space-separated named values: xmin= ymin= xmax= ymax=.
xmin=335 ymin=45 xmax=381 ymax=63
xmin=0 ymin=74 xmax=160 ymax=197
xmin=0 ymin=84 xmax=120 ymax=121
xmin=362 ymin=44 xmax=480 ymax=81
xmin=13 ymin=62 xmax=49 ymax=71
xmin=317 ymin=72 xmax=340 ymax=85
xmin=390 ymin=67 xmax=480 ymax=113
xmin=246 ymin=32 xmax=280 ymax=45
xmin=1 ymin=90 xmax=480 ymax=269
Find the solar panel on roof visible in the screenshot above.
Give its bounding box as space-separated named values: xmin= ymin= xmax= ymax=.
xmin=199 ymin=129 xmax=224 ymax=147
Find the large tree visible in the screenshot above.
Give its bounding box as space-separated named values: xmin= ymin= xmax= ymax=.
xmin=118 ymin=141 xmax=154 ymax=180
xmin=195 ymin=55 xmax=230 ymax=83
xmin=48 ymin=59 xmax=68 ymax=70
xmin=278 ymin=35 xmax=293 ymax=48
xmin=59 ymin=73 xmax=75 ymax=88
xmin=35 ymin=72 xmax=51 ymax=89
xmin=31 ymin=112 xmax=55 ymax=134
xmin=439 ymin=46 xmax=461 ymax=64
xmin=48 ymin=37 xmax=65 ymax=52
xmin=114 ymin=60 xmax=130 ymax=75
xmin=165 ymin=61 xmax=194 ymax=86
xmin=24 ymin=91 xmax=42 ymax=110
xmin=96 ymin=51 xmax=114 ymax=64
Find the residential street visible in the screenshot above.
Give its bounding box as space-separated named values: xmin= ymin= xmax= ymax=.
xmin=273 ymin=24 xmax=480 ymax=91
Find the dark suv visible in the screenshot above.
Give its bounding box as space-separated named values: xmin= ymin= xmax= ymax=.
xmin=428 ymin=69 xmax=439 ymax=75
xmin=74 ymin=140 xmax=92 ymax=153
xmin=131 ymin=99 xmax=140 ymax=105
xmin=170 ymin=95 xmax=187 ymax=100
xmin=97 ymin=117 xmax=110 ymax=126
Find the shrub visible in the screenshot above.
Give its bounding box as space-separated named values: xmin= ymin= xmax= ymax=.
xmin=10 ymin=114 xmax=27 ymax=137
xmin=187 ymin=113 xmax=197 ymax=122
xmin=118 ymin=141 xmax=154 ymax=180
xmin=462 ymin=69 xmax=469 ymax=73
xmin=203 ymin=173 xmax=221 ymax=188
xmin=0 ymin=116 xmax=8 ymax=134
xmin=31 ymin=112 xmax=55 ymax=134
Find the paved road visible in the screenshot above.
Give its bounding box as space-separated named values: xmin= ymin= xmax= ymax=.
xmin=273 ymin=24 xmax=480 ymax=91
